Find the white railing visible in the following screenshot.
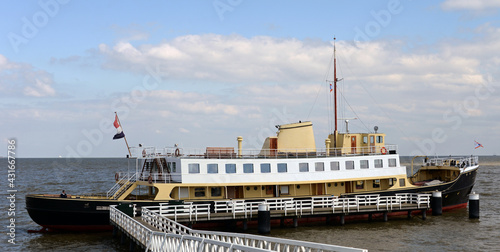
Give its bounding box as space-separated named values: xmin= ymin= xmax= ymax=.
xmin=139 ymin=205 xmax=368 ymax=252
xmin=130 ymin=145 xmax=399 ymax=159
xmin=142 ymin=194 xmax=431 ymax=222
xmin=107 ymin=173 xmax=137 ymax=199
xmin=424 ymin=156 xmax=479 ymax=169
xmin=111 ymin=205 xmax=277 ymax=252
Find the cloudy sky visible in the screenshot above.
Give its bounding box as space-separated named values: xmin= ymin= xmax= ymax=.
xmin=1 ymin=0 xmax=499 ymax=158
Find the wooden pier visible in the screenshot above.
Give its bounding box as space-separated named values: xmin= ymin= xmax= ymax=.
xmin=110 ymin=193 xmax=431 ymax=251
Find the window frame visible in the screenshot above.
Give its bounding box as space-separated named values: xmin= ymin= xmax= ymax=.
xmin=207 ymin=163 xmax=218 ymax=174
xmin=243 ymin=163 xmax=254 ymax=173
xmin=260 ymin=163 xmax=271 ymax=173
xmin=225 ymin=163 xmax=236 ymax=174
xmin=299 ymin=163 xmax=309 ymax=172
xmin=188 ymin=163 xmax=200 ymax=174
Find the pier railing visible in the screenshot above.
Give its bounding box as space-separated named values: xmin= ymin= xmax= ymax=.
xmin=110 ymin=205 xmax=277 ymax=252
xmin=142 ymin=194 xmax=431 ymax=221
xmin=140 ymin=206 xmax=368 ymax=252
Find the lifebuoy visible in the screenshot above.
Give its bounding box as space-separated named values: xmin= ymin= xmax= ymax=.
xmin=175 ymin=148 xmax=180 ymax=157
xmin=381 ymin=147 xmax=387 ymax=155
xmin=115 ymin=173 xmax=119 ymax=182
xmin=148 ymin=175 xmax=153 ymax=184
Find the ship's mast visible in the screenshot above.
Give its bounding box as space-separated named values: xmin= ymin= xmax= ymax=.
xmin=333 ymin=37 xmax=338 ymax=148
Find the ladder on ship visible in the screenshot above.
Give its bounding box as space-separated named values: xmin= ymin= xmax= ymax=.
xmin=107 ymin=173 xmax=137 ymax=200
xmin=140 ymin=158 xmax=172 ymax=182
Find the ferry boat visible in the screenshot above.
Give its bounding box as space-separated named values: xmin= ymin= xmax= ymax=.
xmin=26 ymin=40 xmax=479 ymax=232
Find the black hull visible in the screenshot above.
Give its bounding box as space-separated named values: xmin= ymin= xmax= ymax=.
xmin=346 ymin=167 xmax=478 ymax=208
xmin=25 ymin=196 xmax=163 ymax=231
xmin=26 ymin=167 xmax=477 ymax=231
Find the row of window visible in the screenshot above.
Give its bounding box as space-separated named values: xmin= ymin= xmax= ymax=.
xmin=188 ymin=159 xmax=398 ymax=174
xmin=187 ymin=178 xmax=405 ymax=198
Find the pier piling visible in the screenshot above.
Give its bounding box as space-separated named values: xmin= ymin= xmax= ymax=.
xmin=258 ymin=203 xmax=270 ymax=234
xmin=431 ymin=191 xmax=442 ymax=216
xmin=469 ymin=192 xmax=480 ymax=219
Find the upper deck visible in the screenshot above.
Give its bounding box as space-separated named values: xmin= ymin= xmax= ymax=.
xmin=131 ymin=144 xmax=399 ymax=160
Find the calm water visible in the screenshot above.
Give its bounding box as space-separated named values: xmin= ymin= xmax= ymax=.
xmin=1 ymin=156 xmax=499 ymax=252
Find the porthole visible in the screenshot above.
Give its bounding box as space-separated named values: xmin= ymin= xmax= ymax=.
xmin=327 ymin=183 xmax=331 ymax=187
xmin=341 ymin=182 xmax=344 ymax=186
xmin=246 ymin=186 xmax=250 ymax=191
xmin=296 ymin=185 xmax=301 ymax=189
xmin=254 ymin=186 xmax=258 ymax=190
xmin=334 ymin=182 xmax=338 ymax=187
xmin=262 ymin=186 xmax=265 ymax=190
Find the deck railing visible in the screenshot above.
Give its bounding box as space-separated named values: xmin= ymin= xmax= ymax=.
xmin=130 ymin=145 xmax=399 ymax=160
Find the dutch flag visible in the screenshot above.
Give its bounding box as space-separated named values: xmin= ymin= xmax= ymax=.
xmin=113 ymin=115 xmax=125 ymax=140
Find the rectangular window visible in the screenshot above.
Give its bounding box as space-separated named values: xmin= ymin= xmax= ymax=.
xmin=315 ymin=162 xmax=324 ymax=171
xmin=331 ymin=161 xmax=340 ymax=171
xmin=179 ymin=188 xmax=188 ymax=198
xmin=374 ymin=159 xmax=383 ymax=168
xmin=194 ymin=187 xmax=205 ymax=197
xmin=277 ymin=163 xmax=287 ymax=173
xmin=188 ymin=163 xmax=200 ymax=173
xmin=171 ymin=162 xmax=177 ymax=172
xmin=207 ymin=164 xmax=218 ymax=174
xmin=211 ymin=187 xmax=222 ymax=197
xmin=243 ymin=163 xmax=254 ymax=173
xmin=280 ymin=185 xmax=289 ymax=195
xmin=346 ymin=161 xmax=354 ymax=170
xmin=370 ymin=136 xmax=374 ymax=144
xmin=389 ymin=178 xmax=395 ymax=186
xmin=399 ymin=178 xmax=406 ymax=187
xmin=377 ymin=136 xmax=384 ymax=143
xmin=299 ymin=163 xmax=309 ymax=172
xmin=260 ymin=163 xmax=271 ymax=173
xmin=389 ymin=158 xmax=397 ymax=167
xmin=225 ymin=164 xmax=236 ymax=174
xmin=373 ymin=179 xmax=380 ymax=188
xmin=363 ymin=136 xmax=368 ymax=144
xmin=360 ymin=160 xmax=369 ymax=169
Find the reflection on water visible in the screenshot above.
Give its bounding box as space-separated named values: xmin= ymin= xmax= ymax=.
xmin=1 ymin=157 xmax=498 ymax=252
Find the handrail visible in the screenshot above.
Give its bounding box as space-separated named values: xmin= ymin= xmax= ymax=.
xmin=107 ymin=173 xmax=137 ymax=199
xmin=139 ymin=205 xmax=369 ymax=252
xmin=131 ymin=145 xmax=399 ymax=159
xmin=142 ymin=194 xmax=431 ymax=223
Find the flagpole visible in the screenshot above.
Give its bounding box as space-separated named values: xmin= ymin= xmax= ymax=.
xmin=115 ymin=112 xmax=132 ymax=157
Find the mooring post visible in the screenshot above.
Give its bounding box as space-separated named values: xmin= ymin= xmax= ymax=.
xmin=422 ymin=210 xmax=427 ymax=220
xmin=469 ymin=192 xmax=480 ymax=219
xmin=431 ymin=191 xmax=442 ymax=216
xmin=340 ymin=214 xmax=345 ymax=226
xmin=293 ymin=216 xmax=298 ymax=228
xmin=258 ymin=203 xmax=270 ymax=234
xmin=368 ymin=213 xmax=372 ymax=222
xmin=407 ymin=210 xmax=412 ymax=219
xmin=383 ymin=212 xmax=388 ymax=222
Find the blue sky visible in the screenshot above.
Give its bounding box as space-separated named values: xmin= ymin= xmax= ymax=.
xmin=1 ymin=0 xmax=499 ymax=157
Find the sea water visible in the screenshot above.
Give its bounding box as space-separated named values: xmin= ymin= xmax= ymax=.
xmin=1 ymin=157 xmax=499 ymax=252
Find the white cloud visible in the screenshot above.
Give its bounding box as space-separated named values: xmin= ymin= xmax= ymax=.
xmin=441 ymin=0 xmax=500 ymax=10
xmin=0 ymin=55 xmax=57 ymax=98
xmin=23 ymin=79 xmax=56 ymax=97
